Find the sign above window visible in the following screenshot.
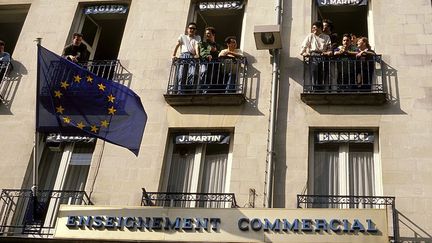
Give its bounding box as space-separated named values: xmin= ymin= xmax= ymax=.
xmin=198 ymin=1 xmax=244 ymax=11
xmin=175 ymin=133 xmax=230 ymax=144
xmin=46 ymin=133 xmax=95 ymax=143
xmin=316 ymin=131 xmax=374 ymax=143
xmin=84 ymin=5 xmax=128 ymax=15
xmin=316 ymin=0 xmax=368 ymax=7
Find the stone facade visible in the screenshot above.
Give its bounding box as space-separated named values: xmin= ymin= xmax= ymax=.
xmin=0 ymin=0 xmax=430 ymax=241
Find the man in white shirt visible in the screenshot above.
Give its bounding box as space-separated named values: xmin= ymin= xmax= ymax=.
xmin=172 ymin=22 xmax=201 ymax=93
xmin=300 ymin=21 xmax=332 ymax=90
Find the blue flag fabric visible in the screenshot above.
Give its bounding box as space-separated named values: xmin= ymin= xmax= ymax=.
xmin=36 ymin=45 xmax=147 ymax=156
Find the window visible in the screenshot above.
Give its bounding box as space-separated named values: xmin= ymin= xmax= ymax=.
xmin=313 ymin=0 xmax=371 ymax=45
xmin=0 ymin=4 xmax=30 ymax=55
xmin=162 ymin=132 xmax=232 ymax=207
xmin=308 ymin=131 xmax=382 ymax=199
xmin=191 ymin=0 xmax=245 ymax=45
xmin=38 ymin=138 xmax=95 ymax=192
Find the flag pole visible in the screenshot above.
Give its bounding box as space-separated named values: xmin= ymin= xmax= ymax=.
xmin=32 ymin=37 xmax=42 ymax=196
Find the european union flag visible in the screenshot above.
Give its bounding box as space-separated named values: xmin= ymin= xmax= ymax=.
xmin=36 ymin=45 xmax=147 ymax=156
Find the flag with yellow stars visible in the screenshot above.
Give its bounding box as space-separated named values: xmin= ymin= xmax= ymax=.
xmin=36 ymin=45 xmax=147 ymax=156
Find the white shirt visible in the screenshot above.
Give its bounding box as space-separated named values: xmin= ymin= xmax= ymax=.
xmin=178 ymin=34 xmax=201 ymax=55
xmin=300 ymin=33 xmax=331 ymax=55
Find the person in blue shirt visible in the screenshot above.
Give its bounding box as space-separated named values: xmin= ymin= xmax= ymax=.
xmin=0 ymin=40 xmax=11 ymax=62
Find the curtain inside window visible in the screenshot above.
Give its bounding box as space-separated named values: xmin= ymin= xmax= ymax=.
xmin=313 ymin=144 xmax=339 ymax=196
xmin=349 ymin=143 xmax=375 ymax=196
xmin=38 ymin=147 xmax=63 ymax=191
xmin=200 ymin=144 xmax=229 ymax=194
xmin=62 ymin=142 xmax=94 ymax=192
xmin=167 ymin=145 xmax=196 ymax=193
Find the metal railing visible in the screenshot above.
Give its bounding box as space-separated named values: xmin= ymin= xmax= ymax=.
xmin=142 ymin=188 xmax=238 ymax=208
xmin=166 ymin=57 xmax=247 ymax=94
xmin=0 ymin=189 xmax=92 ymax=236
xmin=297 ymin=194 xmax=398 ymax=241
xmin=0 ymin=61 xmax=12 ymax=100
xmin=80 ymin=59 xmax=132 ymax=86
xmin=303 ymin=55 xmax=384 ymax=93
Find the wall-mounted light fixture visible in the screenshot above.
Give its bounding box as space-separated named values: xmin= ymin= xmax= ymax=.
xmin=253 ymin=25 xmax=282 ymax=50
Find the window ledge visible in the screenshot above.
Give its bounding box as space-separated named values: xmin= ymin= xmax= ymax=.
xmin=164 ymin=93 xmax=246 ymax=106
xmin=301 ymin=92 xmax=387 ymax=105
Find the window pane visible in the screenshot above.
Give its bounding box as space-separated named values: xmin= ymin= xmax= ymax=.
xmin=349 ymin=143 xmax=374 ymax=197
xmin=199 ymin=144 xmax=229 ymax=194
xmin=167 ymin=144 xmax=196 ymax=193
xmin=63 ymin=142 xmax=95 ymax=191
xmin=313 ymin=144 xmax=339 ymax=196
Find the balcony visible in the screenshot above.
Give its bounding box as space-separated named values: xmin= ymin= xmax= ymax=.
xmin=0 ymin=189 xmax=92 ymax=237
xmin=164 ymin=57 xmax=247 ymax=106
xmin=297 ymin=194 xmax=398 ymax=241
xmin=80 ymin=59 xmax=132 ymax=86
xmin=0 ymin=61 xmax=12 ymax=102
xmin=142 ymin=188 xmax=238 ymax=208
xmin=301 ymin=55 xmax=387 ymax=105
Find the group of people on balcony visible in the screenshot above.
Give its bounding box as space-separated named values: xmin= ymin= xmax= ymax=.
xmin=300 ymin=20 xmax=377 ymax=91
xmin=172 ymin=22 xmax=244 ymax=94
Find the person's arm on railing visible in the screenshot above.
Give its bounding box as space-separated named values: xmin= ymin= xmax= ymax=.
xmin=172 ymin=42 xmax=181 ymax=59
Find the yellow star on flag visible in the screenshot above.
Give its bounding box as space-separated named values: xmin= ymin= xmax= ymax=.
xmin=86 ymin=75 xmax=93 ymax=83
xmin=77 ymin=121 xmax=85 ymax=129
xmin=108 ymin=106 xmax=117 ymax=115
xmin=98 ymin=83 xmax=106 ymax=91
xmin=60 ymin=81 xmax=70 ymax=89
xmin=54 ymin=90 xmax=63 ymax=98
xmin=56 ymin=105 xmax=65 ymax=114
xmin=90 ymin=125 xmax=99 ymax=133
xmin=100 ymin=120 xmax=109 ymax=128
xmin=107 ymin=94 xmax=115 ymax=103
xmin=73 ymin=75 xmax=82 ymax=83
xmin=62 ymin=116 xmax=71 ymax=124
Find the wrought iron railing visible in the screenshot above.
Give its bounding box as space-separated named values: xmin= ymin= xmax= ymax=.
xmin=142 ymin=188 xmax=238 ymax=208
xmin=166 ymin=57 xmax=247 ymax=94
xmin=80 ymin=59 xmax=132 ymax=87
xmin=0 ymin=189 xmax=92 ymax=236
xmin=297 ymin=195 xmax=398 ymax=241
xmin=0 ymin=61 xmax=12 ymax=101
xmin=303 ymin=55 xmax=384 ymax=93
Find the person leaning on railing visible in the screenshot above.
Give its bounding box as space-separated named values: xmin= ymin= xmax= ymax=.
xmin=300 ymin=21 xmax=332 ymax=91
xmin=218 ymin=36 xmax=243 ymax=93
xmin=0 ymin=40 xmax=11 ymax=84
xmin=333 ymin=34 xmax=358 ymax=90
xmin=172 ymin=22 xmax=201 ymax=93
xmin=198 ymin=26 xmax=223 ymax=92
xmin=355 ymin=37 xmax=376 ymax=90
xmin=62 ymin=33 xmax=90 ymax=64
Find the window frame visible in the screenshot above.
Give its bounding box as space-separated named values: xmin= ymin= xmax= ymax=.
xmin=161 ymin=132 xmax=233 ymax=195
xmin=307 ymin=129 xmax=383 ymax=197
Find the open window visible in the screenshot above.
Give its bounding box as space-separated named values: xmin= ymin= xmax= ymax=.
xmin=190 ymin=0 xmax=245 ymax=46
xmin=68 ymin=3 xmax=129 ymax=60
xmin=313 ymin=0 xmax=370 ymax=46
xmin=0 ymin=4 xmax=30 ymax=55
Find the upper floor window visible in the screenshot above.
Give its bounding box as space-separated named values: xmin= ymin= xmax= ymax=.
xmin=191 ymin=0 xmax=245 ymax=46
xmin=313 ymin=0 xmax=370 ymax=46
xmin=0 ymin=4 xmax=30 ymax=56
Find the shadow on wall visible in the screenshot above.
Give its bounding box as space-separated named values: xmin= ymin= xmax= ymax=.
xmin=242 ymin=52 xmax=264 ymax=116
xmin=0 ymin=60 xmax=27 ymax=115
xmin=396 ymin=210 xmax=432 ymax=243
xmin=273 ymin=0 xmax=293 ymax=208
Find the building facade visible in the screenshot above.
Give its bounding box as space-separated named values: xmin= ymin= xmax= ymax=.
xmin=0 ymin=0 xmax=431 ymax=242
